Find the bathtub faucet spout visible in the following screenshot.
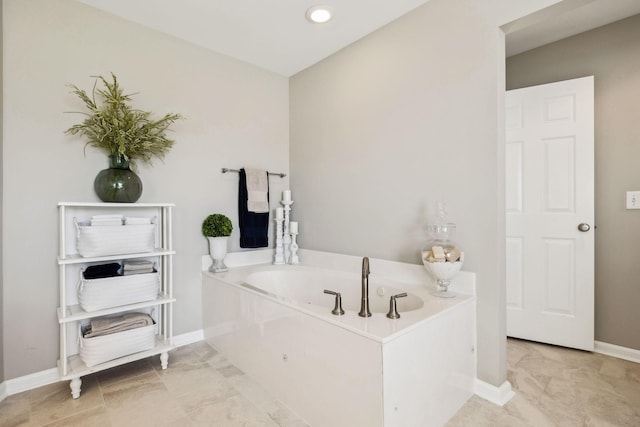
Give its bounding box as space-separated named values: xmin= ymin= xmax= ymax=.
xmin=359 ymin=257 xmax=372 ymax=317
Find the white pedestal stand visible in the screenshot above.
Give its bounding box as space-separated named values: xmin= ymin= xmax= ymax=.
xmin=274 ymin=218 xmax=285 ymax=265
xmin=282 ymin=200 xmax=293 ymax=263
xmin=290 ymin=232 xmax=299 ymax=264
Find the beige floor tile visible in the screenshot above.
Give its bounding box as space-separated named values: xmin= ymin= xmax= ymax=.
xmin=225 ymin=375 xmax=309 ymax=425
xmin=227 ymin=374 xmax=278 ymax=410
xmin=446 ymin=395 xmax=530 ymax=427
xmin=159 ymin=345 xmax=206 ymax=367
xmin=502 ymin=393 xmax=557 ymax=427
xmin=449 ymin=338 xmax=640 ymax=427
xmin=101 ymin=370 xmax=187 ymax=426
xmin=190 ymin=341 xmax=219 ymax=361
xmin=205 ymin=353 xmax=234 ymax=370
xmin=41 ymin=406 xmax=111 ymax=427
xmin=185 ymin=393 xmax=278 ymax=427
xmin=94 ymin=358 xmax=155 ymax=389
xmin=0 ymin=393 xmax=32 ymax=427
xmin=262 ymin=401 xmax=310 ymax=427
xmin=178 ymin=383 xmax=239 ymax=416
xmin=156 ymin=360 xmax=229 ymax=398
xmin=217 ymin=365 xmax=244 ymax=378
xmin=29 ymin=375 xmax=104 ymax=426
xmin=161 ymin=417 xmax=196 ymax=427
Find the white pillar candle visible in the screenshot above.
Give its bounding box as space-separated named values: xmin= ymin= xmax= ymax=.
xmin=283 ymin=190 xmax=291 ymax=203
xmin=290 ymin=221 xmax=298 ymax=234
xmin=276 ymin=207 xmax=284 ymax=220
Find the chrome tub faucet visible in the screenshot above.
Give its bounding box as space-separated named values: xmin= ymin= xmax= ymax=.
xmin=359 ymin=257 xmax=372 ymax=317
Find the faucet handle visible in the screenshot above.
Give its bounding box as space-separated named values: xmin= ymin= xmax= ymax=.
xmin=386 ymin=292 xmax=408 ymax=319
xmin=324 ymin=290 xmax=345 ymax=316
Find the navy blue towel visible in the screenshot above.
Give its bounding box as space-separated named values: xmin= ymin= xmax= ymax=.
xmin=239 ymin=168 xmax=269 ymax=248
xmin=83 ymin=262 xmax=121 ymax=279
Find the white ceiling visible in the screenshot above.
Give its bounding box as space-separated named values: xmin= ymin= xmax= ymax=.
xmin=77 ymin=0 xmax=430 ymax=76
xmin=78 ymin=0 xmax=640 ymax=76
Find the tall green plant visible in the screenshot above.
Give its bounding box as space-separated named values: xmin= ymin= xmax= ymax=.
xmin=65 ymin=73 xmax=183 ymax=167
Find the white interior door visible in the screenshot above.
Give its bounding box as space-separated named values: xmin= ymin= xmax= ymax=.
xmin=505 ymin=76 xmax=594 ymax=351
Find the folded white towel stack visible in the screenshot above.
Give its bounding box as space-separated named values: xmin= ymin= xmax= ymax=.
xmin=124 ymin=217 xmax=152 ymax=225
xmin=83 ymin=312 xmax=153 ymax=338
xmin=122 ymin=259 xmax=155 ymax=275
xmin=245 ymin=168 xmax=269 ymax=213
xmin=90 ymin=214 xmax=123 ymax=226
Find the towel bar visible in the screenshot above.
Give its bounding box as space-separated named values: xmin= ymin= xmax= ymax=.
xmin=221 ymin=168 xmax=286 ymax=178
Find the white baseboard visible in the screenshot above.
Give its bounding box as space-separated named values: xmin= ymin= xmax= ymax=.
xmin=3 ymin=367 xmax=60 ymax=398
xmin=475 ymin=379 xmax=515 ymax=406
xmin=0 ymin=381 xmax=7 ymax=402
xmin=594 ymin=340 xmax=640 ymax=364
xmin=172 ymin=329 xmax=204 ymax=347
xmin=0 ymin=330 xmax=205 ymax=402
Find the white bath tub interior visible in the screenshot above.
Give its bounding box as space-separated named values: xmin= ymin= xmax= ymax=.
xmin=202 ymin=249 xmax=476 ymax=426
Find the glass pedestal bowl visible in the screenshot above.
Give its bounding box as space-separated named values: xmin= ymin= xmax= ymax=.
xmin=421 ymin=257 xmax=463 ymax=298
xmin=421 ymin=223 xmax=463 ymax=298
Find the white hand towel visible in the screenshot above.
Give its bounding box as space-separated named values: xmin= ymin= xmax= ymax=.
xmin=90 ymin=218 xmax=123 ymax=226
xmin=124 ymin=217 xmax=151 ymax=225
xmin=91 ymin=214 xmax=123 ymax=220
xmin=245 ymin=168 xmax=269 ymax=213
xmin=90 ymin=214 xmax=123 ymax=226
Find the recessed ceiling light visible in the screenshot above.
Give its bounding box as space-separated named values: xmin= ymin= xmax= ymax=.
xmin=306 ymin=5 xmax=332 ymax=24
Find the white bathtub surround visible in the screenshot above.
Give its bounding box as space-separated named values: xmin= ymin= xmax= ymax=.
xmin=202 ymin=250 xmax=477 ymax=426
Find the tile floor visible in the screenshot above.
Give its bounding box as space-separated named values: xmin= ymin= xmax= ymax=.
xmin=1 ymin=338 xmax=638 ymax=426
xmin=0 ymin=341 xmax=308 ymax=427
xmin=447 ymin=338 xmax=640 ymax=427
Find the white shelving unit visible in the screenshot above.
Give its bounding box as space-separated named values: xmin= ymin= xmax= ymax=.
xmin=57 ymin=202 xmax=176 ymax=398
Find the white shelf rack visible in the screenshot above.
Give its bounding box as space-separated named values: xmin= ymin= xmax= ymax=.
xmin=57 ymin=202 xmax=176 ymax=398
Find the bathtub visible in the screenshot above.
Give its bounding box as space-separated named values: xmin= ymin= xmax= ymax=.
xmin=202 ymin=251 xmax=476 ymax=426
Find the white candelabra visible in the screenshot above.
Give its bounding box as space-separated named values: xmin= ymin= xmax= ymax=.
xmin=290 ymin=223 xmax=299 ymax=265
xmin=273 ymin=190 xmax=300 ymax=265
xmin=282 ymin=199 xmax=293 ymax=263
xmin=274 ymin=213 xmax=285 ymax=265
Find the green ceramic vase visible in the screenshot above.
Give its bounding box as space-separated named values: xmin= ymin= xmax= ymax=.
xmin=94 ymin=155 xmax=143 ymax=203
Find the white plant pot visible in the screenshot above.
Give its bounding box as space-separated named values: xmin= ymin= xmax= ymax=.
xmin=208 ymin=236 xmax=229 ymax=273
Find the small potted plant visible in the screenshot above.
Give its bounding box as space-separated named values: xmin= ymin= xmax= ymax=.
xmin=202 ymin=214 xmax=233 ymax=272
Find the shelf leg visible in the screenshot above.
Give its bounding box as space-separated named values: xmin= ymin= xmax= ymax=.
xmin=160 ymin=351 xmax=169 ymax=370
xmin=70 ymin=377 xmax=82 ymax=399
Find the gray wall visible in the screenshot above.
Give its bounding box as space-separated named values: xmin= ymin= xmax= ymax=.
xmin=291 ymin=0 xmax=510 ymax=386
xmin=2 ymin=0 xmax=289 ymax=379
xmin=507 ymin=14 xmax=640 ymax=351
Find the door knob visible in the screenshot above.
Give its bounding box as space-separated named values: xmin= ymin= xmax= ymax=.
xmin=578 ymin=223 xmax=591 ymax=232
